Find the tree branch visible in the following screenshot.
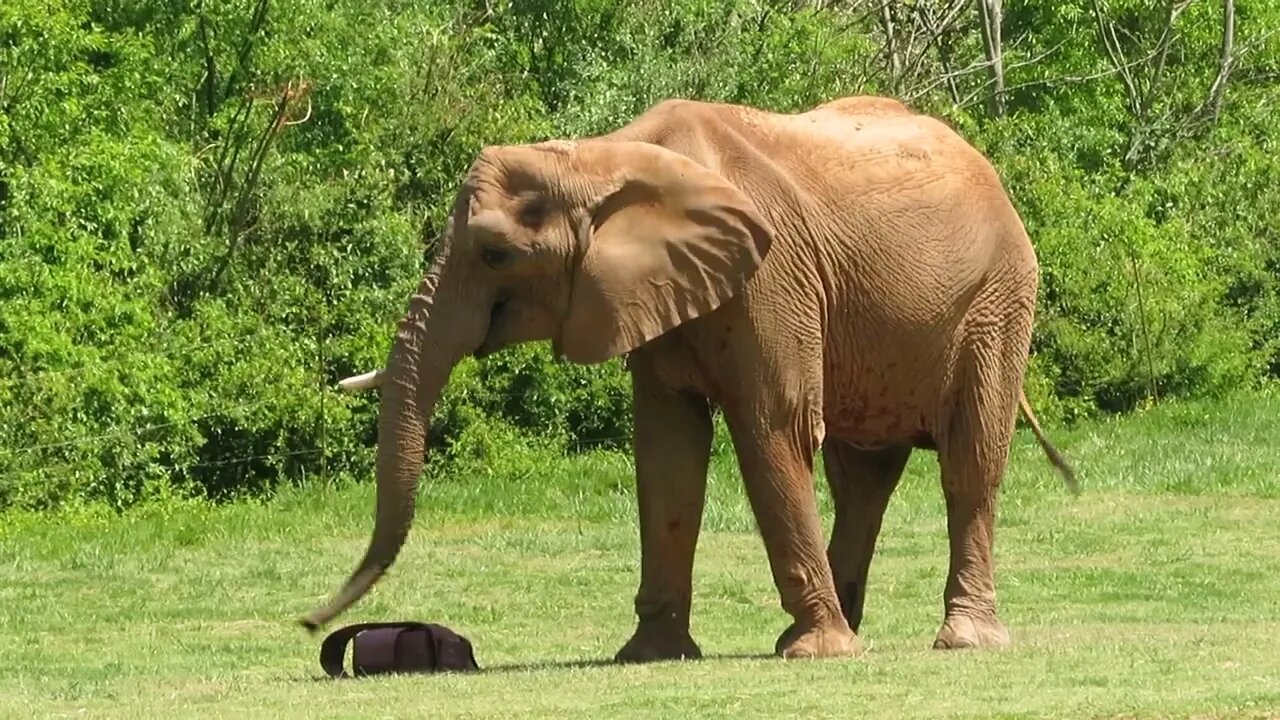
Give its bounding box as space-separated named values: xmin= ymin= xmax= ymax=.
xmin=895 ymin=0 xmax=970 ymax=99
xmin=1091 ymin=0 xmax=1140 ymax=116
xmin=918 ymin=1 xmax=969 ymax=105
xmin=955 ymin=41 xmax=1159 ymax=110
xmin=1182 ymin=0 xmax=1236 ymax=133
xmin=905 ymin=39 xmax=1067 ymax=106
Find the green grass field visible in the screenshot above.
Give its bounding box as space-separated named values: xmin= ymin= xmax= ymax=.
xmin=3 ymin=391 xmax=1279 ymax=719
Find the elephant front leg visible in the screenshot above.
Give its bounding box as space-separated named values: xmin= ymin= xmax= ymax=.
xmin=614 ymin=363 xmax=711 ymax=664
xmin=725 ymin=404 xmax=861 ymax=660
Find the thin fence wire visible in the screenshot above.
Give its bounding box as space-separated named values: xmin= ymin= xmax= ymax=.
xmin=0 ymin=447 xmax=328 ymax=482
xmin=0 ymin=389 xmax=626 ymax=456
xmin=0 ymin=431 xmax=632 ymax=484
xmin=0 ymin=312 xmax=636 ymax=502
xmin=0 ymin=328 xmax=279 ymax=389
xmin=181 ymin=447 xmax=325 ymax=470
xmin=1 ymin=391 xmax=632 ymax=496
xmin=0 ymin=397 xmax=276 ymax=458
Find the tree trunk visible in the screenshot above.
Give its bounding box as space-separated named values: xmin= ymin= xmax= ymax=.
xmin=977 ymin=0 xmax=1006 ymax=116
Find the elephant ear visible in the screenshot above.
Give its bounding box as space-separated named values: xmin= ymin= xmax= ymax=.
xmin=556 ymin=141 xmax=774 ymax=364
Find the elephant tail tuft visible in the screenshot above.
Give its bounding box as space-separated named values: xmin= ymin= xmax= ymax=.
xmin=1018 ymin=392 xmax=1079 ymax=495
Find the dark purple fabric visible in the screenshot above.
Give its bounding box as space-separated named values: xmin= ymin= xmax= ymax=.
xmin=319 ymin=622 xmax=479 ymax=678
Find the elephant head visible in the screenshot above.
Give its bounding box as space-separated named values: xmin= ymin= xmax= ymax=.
xmin=300 ymin=139 xmax=774 ymax=630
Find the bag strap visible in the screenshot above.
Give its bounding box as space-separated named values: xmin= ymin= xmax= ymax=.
xmin=318 ymin=622 xmax=479 ymax=678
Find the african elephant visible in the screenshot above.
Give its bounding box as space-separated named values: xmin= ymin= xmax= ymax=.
xmin=300 ymin=95 xmax=1076 ymax=661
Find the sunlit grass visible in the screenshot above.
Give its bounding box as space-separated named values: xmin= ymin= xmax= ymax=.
xmin=2 ymin=391 xmax=1278 ymax=718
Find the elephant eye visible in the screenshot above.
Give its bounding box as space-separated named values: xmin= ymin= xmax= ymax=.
xmin=481 ymin=245 xmax=511 ymax=269
xmin=517 ymin=197 xmax=547 ymax=229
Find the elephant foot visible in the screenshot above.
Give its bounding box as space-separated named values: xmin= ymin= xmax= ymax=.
xmin=774 ymin=621 xmax=863 ymax=660
xmin=932 ymin=613 xmax=1011 ymax=650
xmin=614 ymin=624 xmax=702 ymax=664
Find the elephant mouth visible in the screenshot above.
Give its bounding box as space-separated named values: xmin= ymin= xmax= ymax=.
xmin=473 ymin=297 xmax=510 ymax=358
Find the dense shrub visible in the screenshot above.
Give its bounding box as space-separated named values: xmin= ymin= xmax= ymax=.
xmin=1 ymin=0 xmax=1276 ymax=510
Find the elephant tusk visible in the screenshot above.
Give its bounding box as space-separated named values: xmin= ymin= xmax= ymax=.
xmin=337 ymin=369 xmax=385 ymax=392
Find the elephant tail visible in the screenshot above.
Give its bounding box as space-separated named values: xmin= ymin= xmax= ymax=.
xmin=1018 ymin=392 xmax=1079 ymax=495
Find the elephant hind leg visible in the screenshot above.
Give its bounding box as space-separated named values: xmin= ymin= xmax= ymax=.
xmin=933 ymin=438 xmax=1013 ymax=650
xmin=822 ymin=441 xmax=912 ymax=633
xmin=932 ymin=323 xmax=1029 ymax=650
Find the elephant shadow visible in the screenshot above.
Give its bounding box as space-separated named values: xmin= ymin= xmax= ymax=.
xmin=473 ymin=651 xmax=775 ymax=675
xmin=305 ymin=652 xmax=776 ymax=682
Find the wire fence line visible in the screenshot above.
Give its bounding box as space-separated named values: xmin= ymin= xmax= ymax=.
xmin=0 ymin=294 xmax=640 ymax=512
xmin=0 ymin=447 xmax=328 ymax=482
xmin=0 ymin=312 xmax=636 ymax=503
xmin=1 ymin=384 xmax=628 ymax=457
xmin=0 ymin=397 xmax=279 ymax=459
xmin=1 ymin=430 xmax=634 ymax=487
xmin=0 ymin=366 xmax=635 ymax=491
xmin=0 ymin=328 xmax=284 ymax=389
xmin=0 ymin=327 xmax=329 ymax=499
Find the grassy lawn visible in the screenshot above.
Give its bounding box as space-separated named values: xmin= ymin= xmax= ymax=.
xmin=2 ymin=391 xmax=1279 ymax=719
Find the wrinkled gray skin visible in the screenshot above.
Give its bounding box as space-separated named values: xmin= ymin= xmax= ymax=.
xmin=300 ymin=96 xmax=1075 ymax=661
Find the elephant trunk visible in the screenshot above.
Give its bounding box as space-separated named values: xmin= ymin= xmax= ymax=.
xmin=301 ymin=265 xmax=461 ymax=631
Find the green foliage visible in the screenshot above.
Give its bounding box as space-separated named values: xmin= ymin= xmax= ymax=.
xmin=985 ymin=117 xmax=1274 ymax=421
xmin=1 ymin=0 xmax=1277 ymax=510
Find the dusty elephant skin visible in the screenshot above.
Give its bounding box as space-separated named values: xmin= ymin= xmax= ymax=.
xmin=300 ymin=96 xmax=1077 ymax=662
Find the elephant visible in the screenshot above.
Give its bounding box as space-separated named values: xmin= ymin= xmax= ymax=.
xmin=299 ymin=95 xmax=1076 ymax=662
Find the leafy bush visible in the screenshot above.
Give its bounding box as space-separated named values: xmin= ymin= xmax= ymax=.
xmin=1 ymin=0 xmax=1276 ymax=510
